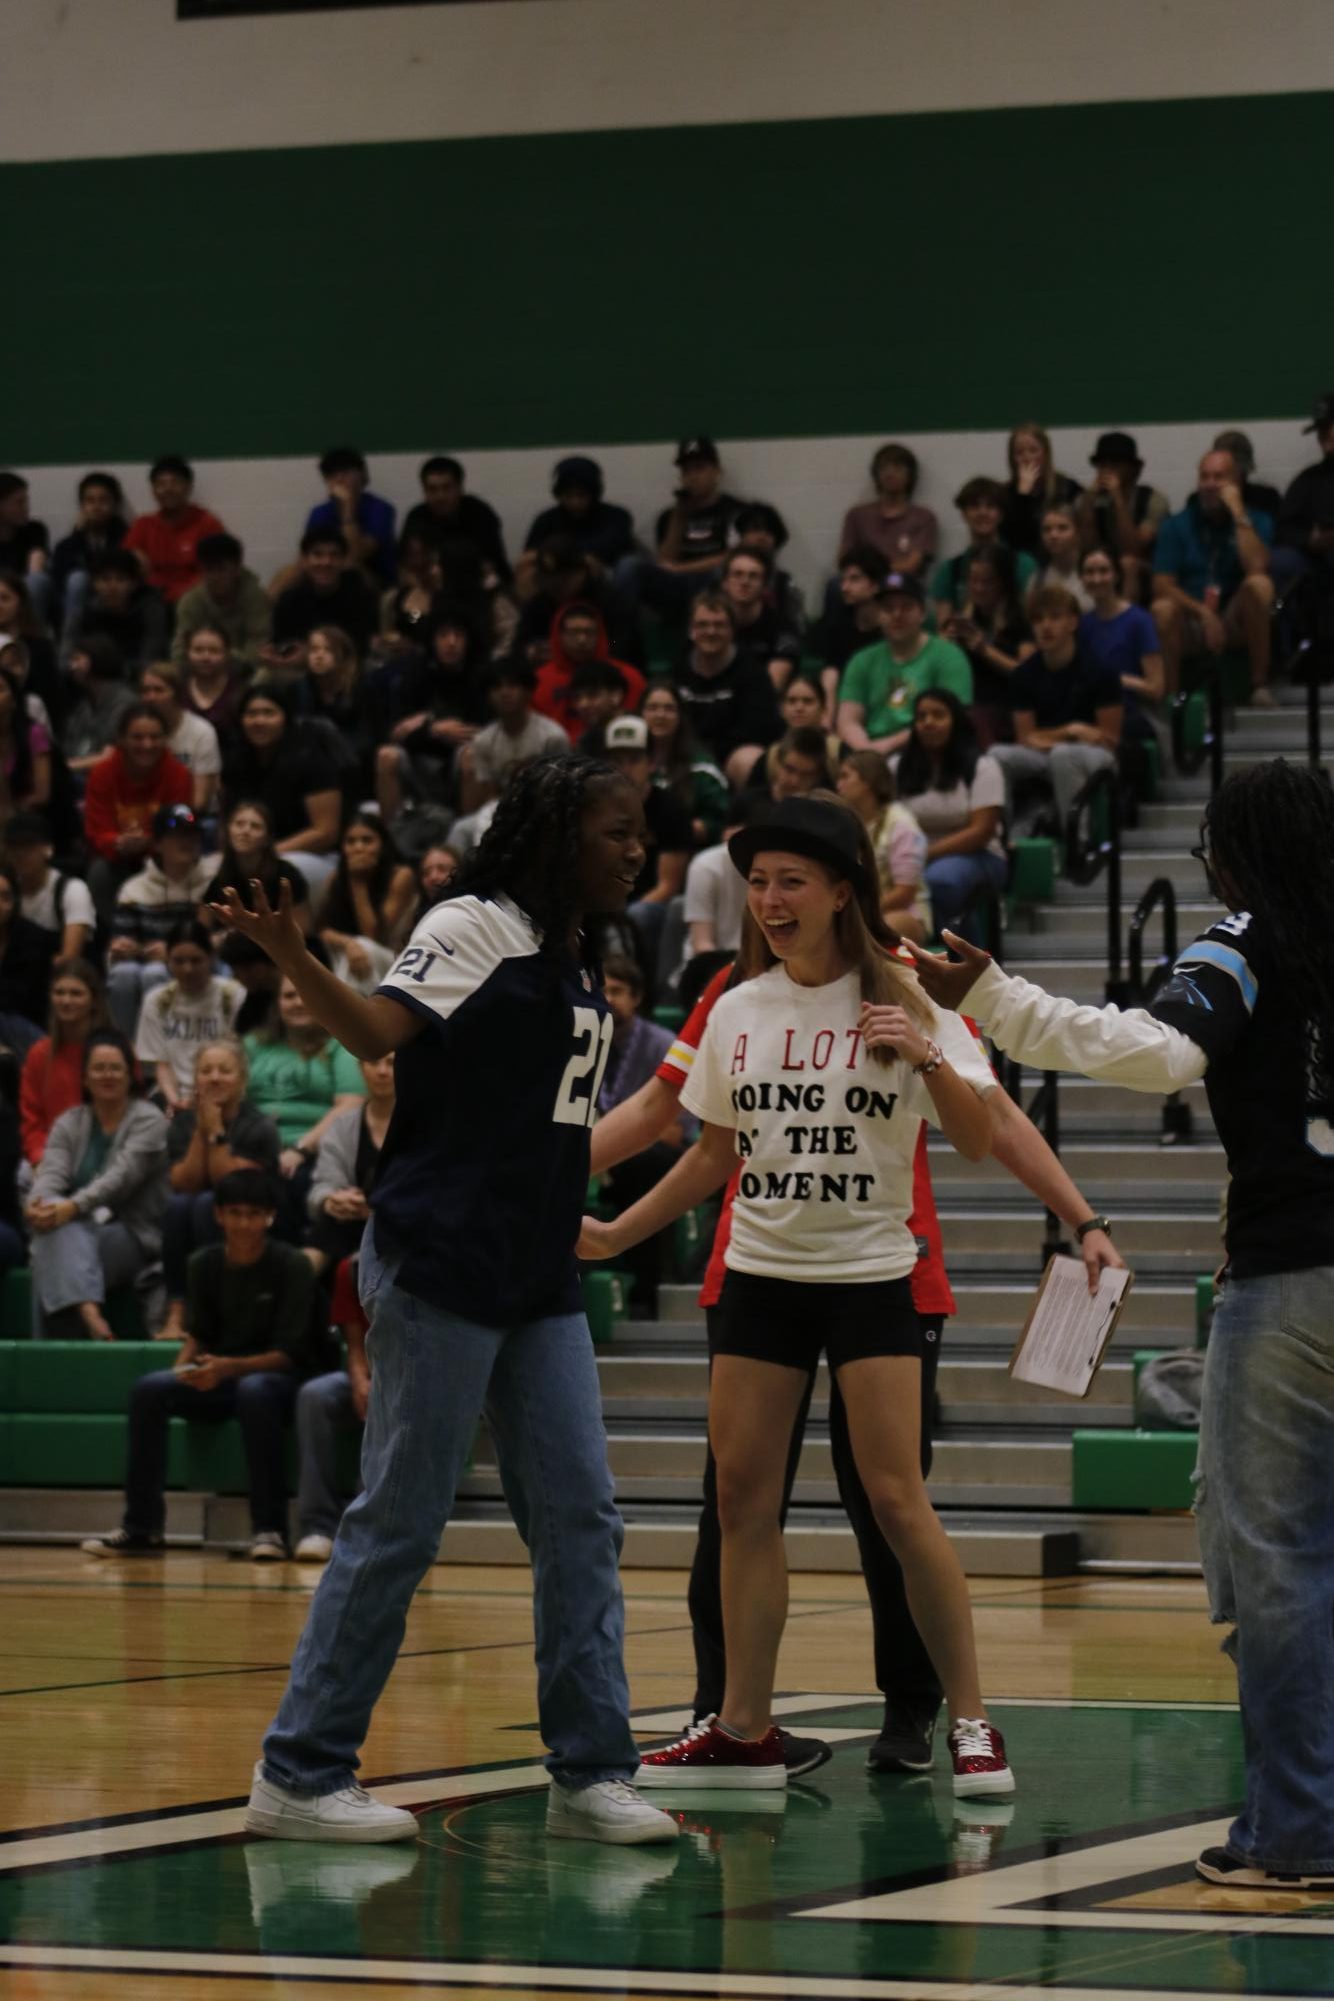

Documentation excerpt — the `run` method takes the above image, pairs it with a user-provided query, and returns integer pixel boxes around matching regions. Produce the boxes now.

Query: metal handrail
[1003,1058,1070,1262]
[1064,764,1126,1002]
[1170,657,1225,795]
[1127,875,1178,1004]
[1126,874,1195,1147]
[951,879,1004,966]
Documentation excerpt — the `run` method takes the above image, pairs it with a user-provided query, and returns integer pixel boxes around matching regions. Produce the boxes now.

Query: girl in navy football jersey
[213,753,679,1850]
[910,759,1334,1895]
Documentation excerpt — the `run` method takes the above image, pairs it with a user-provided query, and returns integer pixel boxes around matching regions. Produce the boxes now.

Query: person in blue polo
[1150,446,1275,704]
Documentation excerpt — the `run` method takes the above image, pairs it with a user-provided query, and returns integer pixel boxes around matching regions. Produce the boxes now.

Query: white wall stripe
[7,0,1334,162]
[17,415,1320,609]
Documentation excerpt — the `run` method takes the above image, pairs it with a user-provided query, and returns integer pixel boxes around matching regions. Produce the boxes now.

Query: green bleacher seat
[0,1270,149,1342]
[652,1004,685,1031]
[669,1205,708,1282]
[1071,1427,1198,1510]
[1139,732,1161,801]
[6,1340,163,1413]
[582,1269,626,1346]
[1195,1274,1216,1346]
[1007,837,1057,908]
[6,1413,130,1485]
[0,1267,33,1339]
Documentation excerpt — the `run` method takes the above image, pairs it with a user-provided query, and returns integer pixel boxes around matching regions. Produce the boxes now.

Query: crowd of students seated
[3,402,1332,1556]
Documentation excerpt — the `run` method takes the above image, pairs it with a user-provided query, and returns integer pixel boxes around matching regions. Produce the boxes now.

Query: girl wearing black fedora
[578,794,1015,1798]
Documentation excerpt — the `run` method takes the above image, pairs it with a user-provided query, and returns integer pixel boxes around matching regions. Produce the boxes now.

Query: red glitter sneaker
[949,1717,1015,1798]
[636,1715,788,1790]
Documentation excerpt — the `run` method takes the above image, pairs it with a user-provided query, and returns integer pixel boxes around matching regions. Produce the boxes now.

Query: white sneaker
[249,1532,287,1562]
[294,1533,334,1562]
[546,1778,680,1847]
[244,1763,418,1844]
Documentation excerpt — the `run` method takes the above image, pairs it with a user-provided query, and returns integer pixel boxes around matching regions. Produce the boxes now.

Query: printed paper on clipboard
[1009,1255,1134,1398]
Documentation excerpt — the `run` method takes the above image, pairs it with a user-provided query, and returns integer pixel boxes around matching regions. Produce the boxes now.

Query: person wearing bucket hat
[578,793,1015,1798]
[1076,432,1171,600]
[522,457,635,573]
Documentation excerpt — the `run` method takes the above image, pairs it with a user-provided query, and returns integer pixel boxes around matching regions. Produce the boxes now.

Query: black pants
[688,1308,945,1719]
[124,1367,297,1538]
[602,1141,681,1312]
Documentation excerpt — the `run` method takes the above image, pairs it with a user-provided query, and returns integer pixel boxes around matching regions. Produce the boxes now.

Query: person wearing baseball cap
[602,714,691,991]
[578,789,1014,1797]
[1078,431,1171,602]
[836,571,973,759]
[104,802,220,1038]
[613,436,744,621]
[520,456,635,574]
[1272,392,1334,609]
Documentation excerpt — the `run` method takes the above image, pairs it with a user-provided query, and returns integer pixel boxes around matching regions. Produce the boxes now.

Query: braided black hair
[1204,759,1334,1097]
[448,752,630,957]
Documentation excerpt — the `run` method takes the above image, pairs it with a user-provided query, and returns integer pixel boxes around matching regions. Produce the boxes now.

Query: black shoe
[778,1729,831,1778]
[867,1699,940,1773]
[80,1528,165,1557]
[1195,1845,1334,1892]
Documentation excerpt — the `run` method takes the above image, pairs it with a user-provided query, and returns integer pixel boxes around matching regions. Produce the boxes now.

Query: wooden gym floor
[2,1547,1332,2001]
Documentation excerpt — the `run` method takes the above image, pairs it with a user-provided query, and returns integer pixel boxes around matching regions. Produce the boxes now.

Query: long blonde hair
[735,790,932,1067]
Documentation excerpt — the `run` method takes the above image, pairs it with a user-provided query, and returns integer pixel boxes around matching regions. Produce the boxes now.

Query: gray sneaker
[249,1532,287,1562]
[244,1763,418,1843]
[546,1778,680,1846]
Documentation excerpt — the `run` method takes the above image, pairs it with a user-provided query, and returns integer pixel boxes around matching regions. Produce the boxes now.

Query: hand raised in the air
[902,931,993,1014]
[209,878,306,972]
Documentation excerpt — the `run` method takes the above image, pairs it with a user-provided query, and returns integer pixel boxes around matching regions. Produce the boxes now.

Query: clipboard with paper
[1009,1255,1134,1397]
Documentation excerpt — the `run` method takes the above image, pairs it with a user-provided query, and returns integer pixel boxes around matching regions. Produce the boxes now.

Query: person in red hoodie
[532,601,646,742]
[19,958,108,1179]
[84,703,193,918]
[123,456,225,606]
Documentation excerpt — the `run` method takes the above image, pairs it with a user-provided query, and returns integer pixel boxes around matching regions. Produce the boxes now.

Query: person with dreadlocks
[211,752,679,1851]
[579,795,1015,1796]
[907,758,1334,1894]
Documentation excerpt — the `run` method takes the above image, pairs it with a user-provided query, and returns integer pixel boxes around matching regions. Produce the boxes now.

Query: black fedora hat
[728,796,867,885]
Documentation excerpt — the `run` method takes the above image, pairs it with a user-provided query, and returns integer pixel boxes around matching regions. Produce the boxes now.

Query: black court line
[0,1597,852,1701]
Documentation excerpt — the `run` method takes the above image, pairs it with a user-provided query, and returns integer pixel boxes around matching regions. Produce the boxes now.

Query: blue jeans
[923,849,1008,944]
[261,1221,637,1795]
[1195,1265,1334,1873]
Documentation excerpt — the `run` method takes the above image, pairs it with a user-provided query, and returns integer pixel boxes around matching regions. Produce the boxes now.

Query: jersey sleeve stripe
[1174,940,1259,1012]
[664,1038,696,1075]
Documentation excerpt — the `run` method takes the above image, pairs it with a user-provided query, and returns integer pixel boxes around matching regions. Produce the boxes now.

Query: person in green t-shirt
[243,975,366,1165]
[836,572,973,756]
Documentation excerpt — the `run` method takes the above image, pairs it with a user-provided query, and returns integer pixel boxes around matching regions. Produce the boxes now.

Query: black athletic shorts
[714,1270,921,1373]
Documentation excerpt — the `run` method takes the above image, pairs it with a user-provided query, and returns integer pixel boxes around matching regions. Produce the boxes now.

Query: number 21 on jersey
[554,1006,614,1128]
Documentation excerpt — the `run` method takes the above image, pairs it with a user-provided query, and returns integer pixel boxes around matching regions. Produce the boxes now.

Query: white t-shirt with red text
[680,963,994,1284]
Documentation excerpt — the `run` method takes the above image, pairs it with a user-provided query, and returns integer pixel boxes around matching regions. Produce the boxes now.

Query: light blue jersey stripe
[1175,939,1259,1012]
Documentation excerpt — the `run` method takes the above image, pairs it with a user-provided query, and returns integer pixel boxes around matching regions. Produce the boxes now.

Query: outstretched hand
[209,879,306,971]
[902,931,993,1014]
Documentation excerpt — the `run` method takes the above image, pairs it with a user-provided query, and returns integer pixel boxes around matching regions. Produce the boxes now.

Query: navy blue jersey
[372,893,611,1327]
[1150,911,1334,1279]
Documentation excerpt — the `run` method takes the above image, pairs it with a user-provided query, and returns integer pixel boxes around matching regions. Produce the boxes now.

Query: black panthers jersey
[1152,912,1334,1278]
